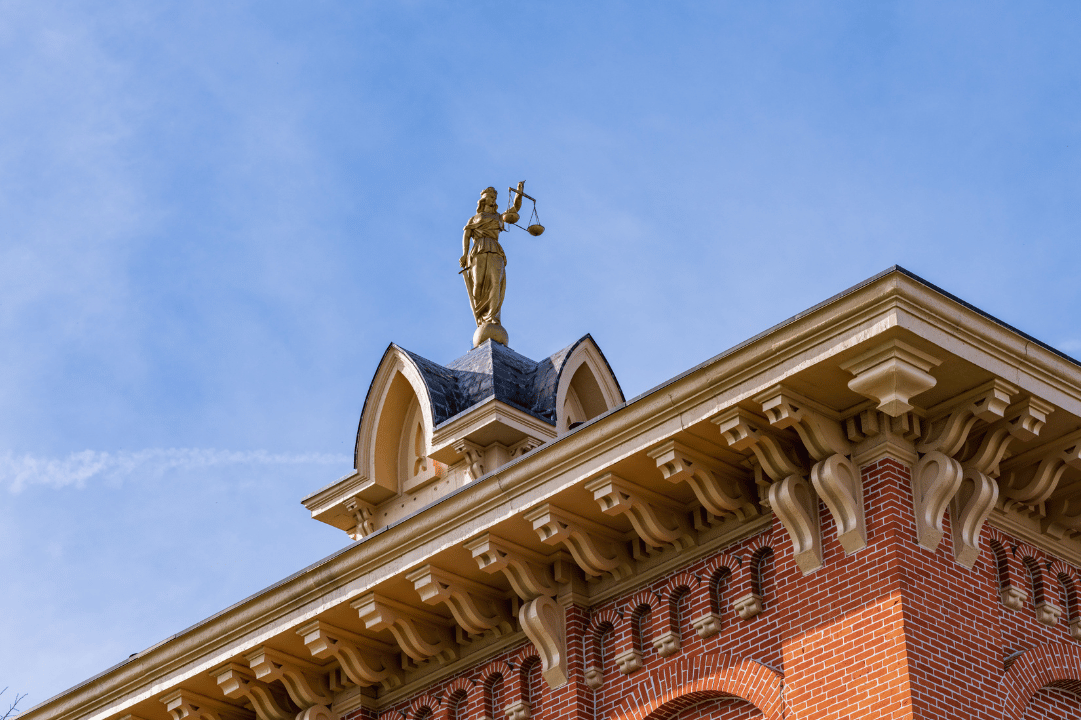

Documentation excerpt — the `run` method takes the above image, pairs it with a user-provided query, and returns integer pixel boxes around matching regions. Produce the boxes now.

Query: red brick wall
[1023,685,1081,719]
[351,457,1081,720]
[669,696,761,720]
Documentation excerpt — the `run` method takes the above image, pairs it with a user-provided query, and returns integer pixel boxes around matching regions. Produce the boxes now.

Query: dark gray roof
[360,335,622,434]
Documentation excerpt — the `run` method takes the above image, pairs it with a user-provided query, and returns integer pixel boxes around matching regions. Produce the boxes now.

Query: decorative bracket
[1002,426,1081,538]
[213,663,296,720]
[614,649,643,675]
[733,593,764,620]
[648,440,757,520]
[840,340,942,416]
[808,454,866,555]
[466,533,559,598]
[519,595,569,688]
[949,467,998,568]
[714,407,803,481]
[768,473,823,574]
[845,408,922,467]
[653,630,680,657]
[910,380,1016,555]
[1046,494,1081,539]
[524,504,632,580]
[511,437,545,459]
[343,497,375,540]
[584,473,694,550]
[757,386,848,460]
[1001,428,1081,506]
[918,380,1016,457]
[948,397,1053,566]
[757,386,866,555]
[454,439,485,482]
[1036,602,1063,627]
[353,593,457,664]
[714,407,822,573]
[407,564,513,636]
[162,690,253,720]
[912,451,964,553]
[959,398,1053,477]
[297,620,399,689]
[505,702,531,720]
[1000,583,1027,611]
[246,647,332,708]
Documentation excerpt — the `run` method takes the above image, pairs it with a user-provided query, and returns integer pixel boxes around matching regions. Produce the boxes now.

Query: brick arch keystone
[624,590,659,614]
[407,695,441,719]
[999,642,1081,719]
[435,678,474,720]
[661,571,700,597]
[609,652,783,720]
[743,529,779,557]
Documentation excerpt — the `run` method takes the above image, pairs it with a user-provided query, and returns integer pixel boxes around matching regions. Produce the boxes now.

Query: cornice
[25,267,1081,720]
[883,283,1081,415]
[430,397,557,454]
[988,508,1081,568]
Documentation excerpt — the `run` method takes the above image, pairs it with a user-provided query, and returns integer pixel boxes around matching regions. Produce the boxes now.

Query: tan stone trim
[25,269,1081,720]
[332,631,528,717]
[431,398,557,457]
[988,508,1081,568]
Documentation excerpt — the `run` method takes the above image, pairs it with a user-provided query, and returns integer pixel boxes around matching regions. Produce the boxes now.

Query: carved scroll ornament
[584,473,694,550]
[407,564,513,637]
[648,440,757,520]
[758,387,867,556]
[524,504,632,580]
[297,620,398,688]
[714,407,823,574]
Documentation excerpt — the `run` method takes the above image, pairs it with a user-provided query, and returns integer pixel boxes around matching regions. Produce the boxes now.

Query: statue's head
[477,187,498,213]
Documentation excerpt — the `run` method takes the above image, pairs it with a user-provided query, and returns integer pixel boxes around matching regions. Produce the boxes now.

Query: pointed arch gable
[354,344,438,500]
[611,653,783,720]
[554,336,624,434]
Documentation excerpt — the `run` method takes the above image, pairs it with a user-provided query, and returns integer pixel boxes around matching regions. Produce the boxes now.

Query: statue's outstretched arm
[511,181,525,212]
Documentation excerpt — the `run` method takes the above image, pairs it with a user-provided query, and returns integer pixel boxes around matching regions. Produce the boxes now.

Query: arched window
[631,602,653,654]
[751,547,774,600]
[398,395,435,492]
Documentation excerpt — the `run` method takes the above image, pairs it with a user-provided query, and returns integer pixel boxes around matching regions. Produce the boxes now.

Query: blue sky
[3,1,1080,707]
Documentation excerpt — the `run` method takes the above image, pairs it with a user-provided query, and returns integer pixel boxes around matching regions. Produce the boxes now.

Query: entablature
[27,267,1081,720]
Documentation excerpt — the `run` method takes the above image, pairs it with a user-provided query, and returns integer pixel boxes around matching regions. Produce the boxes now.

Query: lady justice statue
[459,181,527,348]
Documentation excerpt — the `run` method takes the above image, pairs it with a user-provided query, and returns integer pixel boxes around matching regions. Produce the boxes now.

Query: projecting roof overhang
[24,266,1081,720]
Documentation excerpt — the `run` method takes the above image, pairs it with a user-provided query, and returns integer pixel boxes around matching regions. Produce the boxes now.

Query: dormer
[302,335,623,540]
[554,336,624,433]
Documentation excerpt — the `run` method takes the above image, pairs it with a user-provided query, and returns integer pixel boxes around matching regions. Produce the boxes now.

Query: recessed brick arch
[610,653,783,720]
[1000,642,1081,719]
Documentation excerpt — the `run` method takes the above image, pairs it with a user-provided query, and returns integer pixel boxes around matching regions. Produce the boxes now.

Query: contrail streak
[0,448,348,493]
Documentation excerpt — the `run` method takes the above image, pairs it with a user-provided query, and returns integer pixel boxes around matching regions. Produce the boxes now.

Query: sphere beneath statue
[474,322,509,348]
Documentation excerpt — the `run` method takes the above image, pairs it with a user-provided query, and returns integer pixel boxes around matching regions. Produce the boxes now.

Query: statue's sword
[459,261,478,322]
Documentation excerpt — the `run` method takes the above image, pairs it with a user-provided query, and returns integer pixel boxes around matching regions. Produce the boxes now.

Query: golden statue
[460,182,526,347]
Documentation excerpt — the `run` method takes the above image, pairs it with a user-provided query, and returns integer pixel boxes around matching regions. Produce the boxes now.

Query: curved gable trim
[354,344,436,481]
[554,335,625,433]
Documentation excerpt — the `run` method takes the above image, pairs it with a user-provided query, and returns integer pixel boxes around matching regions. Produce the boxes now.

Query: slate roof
[366,335,621,430]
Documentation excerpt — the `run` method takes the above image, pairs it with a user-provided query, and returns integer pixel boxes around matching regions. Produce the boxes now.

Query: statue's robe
[464,212,507,327]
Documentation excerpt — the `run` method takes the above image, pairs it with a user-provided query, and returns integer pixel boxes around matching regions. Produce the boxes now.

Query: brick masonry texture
[346,456,1081,720]
[1024,684,1081,719]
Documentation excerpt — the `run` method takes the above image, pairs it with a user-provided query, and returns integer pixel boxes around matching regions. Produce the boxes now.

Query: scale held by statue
[458,181,545,348]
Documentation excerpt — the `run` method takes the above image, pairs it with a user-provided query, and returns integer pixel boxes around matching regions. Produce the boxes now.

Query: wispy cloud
[0,449,348,494]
